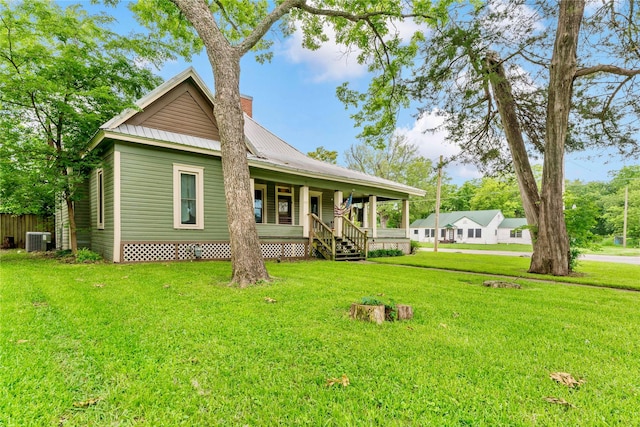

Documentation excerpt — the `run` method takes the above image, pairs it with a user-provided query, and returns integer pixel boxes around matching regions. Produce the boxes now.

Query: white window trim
[276,185,295,225]
[310,190,323,219]
[254,183,267,224]
[173,164,204,230]
[97,168,105,230]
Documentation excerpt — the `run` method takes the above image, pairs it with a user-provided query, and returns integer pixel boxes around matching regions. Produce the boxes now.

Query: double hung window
[173,164,204,229]
[254,184,267,223]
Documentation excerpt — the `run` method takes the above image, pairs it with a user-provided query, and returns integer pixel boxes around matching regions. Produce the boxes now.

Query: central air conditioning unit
[26,232,52,252]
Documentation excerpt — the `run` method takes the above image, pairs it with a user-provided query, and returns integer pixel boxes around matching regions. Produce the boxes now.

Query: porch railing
[310,213,335,260]
[342,215,368,258]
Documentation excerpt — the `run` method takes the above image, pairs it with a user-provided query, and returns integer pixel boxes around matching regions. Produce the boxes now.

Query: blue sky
[85,1,636,185]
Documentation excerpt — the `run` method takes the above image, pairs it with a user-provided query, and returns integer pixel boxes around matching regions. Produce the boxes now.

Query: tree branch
[171,0,231,56]
[296,3,428,23]
[575,65,640,77]
[237,0,304,55]
[602,75,633,116]
[211,0,242,35]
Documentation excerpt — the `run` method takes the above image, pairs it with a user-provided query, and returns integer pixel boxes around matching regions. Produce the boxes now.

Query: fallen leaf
[264,297,277,303]
[32,301,48,307]
[439,323,448,329]
[93,283,105,288]
[376,293,385,296]
[326,374,350,387]
[406,326,414,331]
[452,312,460,318]
[73,397,101,408]
[163,284,171,288]
[544,396,575,408]
[550,372,585,388]
[16,339,29,344]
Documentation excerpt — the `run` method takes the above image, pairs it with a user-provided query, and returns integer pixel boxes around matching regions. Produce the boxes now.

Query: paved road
[420,248,640,265]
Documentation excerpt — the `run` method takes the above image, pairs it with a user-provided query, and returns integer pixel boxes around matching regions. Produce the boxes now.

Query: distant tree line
[313,139,639,247]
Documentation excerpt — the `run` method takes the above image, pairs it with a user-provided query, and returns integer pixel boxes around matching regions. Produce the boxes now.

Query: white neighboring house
[410,210,532,245]
[496,218,532,245]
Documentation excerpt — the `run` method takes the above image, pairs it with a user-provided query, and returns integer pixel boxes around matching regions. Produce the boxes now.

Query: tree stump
[350,304,385,324]
[396,304,414,320]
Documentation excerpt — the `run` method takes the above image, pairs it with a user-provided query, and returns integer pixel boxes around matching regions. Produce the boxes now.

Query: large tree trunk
[213,53,270,286]
[529,0,585,275]
[171,0,269,286]
[484,52,540,236]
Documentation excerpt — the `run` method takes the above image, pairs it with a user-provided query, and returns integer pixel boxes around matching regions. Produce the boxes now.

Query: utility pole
[623,185,628,248]
[434,155,443,253]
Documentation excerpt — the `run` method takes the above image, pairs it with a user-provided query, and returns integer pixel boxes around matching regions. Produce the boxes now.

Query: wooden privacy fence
[0,214,55,249]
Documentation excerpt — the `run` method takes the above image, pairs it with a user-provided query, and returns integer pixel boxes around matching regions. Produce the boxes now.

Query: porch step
[334,237,365,261]
[311,238,366,261]
[335,253,366,261]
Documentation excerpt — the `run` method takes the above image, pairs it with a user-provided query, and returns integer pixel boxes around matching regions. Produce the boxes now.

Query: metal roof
[109,124,222,152]
[410,210,502,228]
[498,218,528,228]
[243,115,424,195]
[97,68,425,197]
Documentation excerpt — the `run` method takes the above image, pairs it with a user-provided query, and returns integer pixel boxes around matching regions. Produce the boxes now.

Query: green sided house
[56,68,425,262]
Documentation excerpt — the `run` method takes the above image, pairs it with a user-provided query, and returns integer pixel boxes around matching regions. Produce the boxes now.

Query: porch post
[401,199,410,238]
[300,185,309,238]
[334,190,343,238]
[362,201,369,228]
[250,179,255,205]
[369,195,377,238]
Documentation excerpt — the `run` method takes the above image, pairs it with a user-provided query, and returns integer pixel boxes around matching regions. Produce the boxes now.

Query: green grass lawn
[2,251,640,426]
[588,246,640,256]
[419,242,640,256]
[374,251,640,291]
[419,242,534,252]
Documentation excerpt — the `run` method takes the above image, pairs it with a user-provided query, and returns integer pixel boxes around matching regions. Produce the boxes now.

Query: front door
[278,195,292,225]
[310,196,319,217]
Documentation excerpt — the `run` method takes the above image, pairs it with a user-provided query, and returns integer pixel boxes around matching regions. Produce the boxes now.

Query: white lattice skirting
[369,241,411,254]
[121,241,309,263]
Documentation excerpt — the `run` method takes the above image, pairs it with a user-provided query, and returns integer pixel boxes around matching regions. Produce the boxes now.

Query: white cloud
[280,17,426,83]
[396,111,482,182]
[485,0,546,40]
[280,28,367,82]
[389,17,424,41]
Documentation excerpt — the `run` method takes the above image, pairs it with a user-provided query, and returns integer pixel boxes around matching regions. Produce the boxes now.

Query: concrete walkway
[420,248,640,265]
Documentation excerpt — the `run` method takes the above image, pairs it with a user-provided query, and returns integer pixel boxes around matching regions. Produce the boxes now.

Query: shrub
[568,246,582,272]
[368,249,404,258]
[410,240,420,254]
[76,248,102,263]
[55,249,73,258]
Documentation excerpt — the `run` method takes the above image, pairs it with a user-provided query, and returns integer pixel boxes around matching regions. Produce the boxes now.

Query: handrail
[310,213,335,260]
[342,215,368,258]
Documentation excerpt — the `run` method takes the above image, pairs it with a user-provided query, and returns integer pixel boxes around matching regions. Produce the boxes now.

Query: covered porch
[251,179,415,260]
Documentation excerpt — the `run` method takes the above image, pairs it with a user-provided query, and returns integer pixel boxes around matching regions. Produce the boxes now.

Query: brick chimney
[240,94,253,118]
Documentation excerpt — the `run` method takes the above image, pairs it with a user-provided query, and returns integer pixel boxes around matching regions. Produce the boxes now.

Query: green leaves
[0,0,168,214]
[307,146,338,164]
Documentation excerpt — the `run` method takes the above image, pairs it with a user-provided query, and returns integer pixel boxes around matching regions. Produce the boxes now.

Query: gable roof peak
[101,67,214,130]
